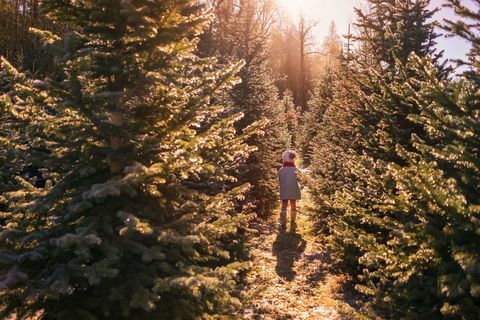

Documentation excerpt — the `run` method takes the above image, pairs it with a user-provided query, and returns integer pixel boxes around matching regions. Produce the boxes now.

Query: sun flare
[276,0,360,42]
[277,0,309,17]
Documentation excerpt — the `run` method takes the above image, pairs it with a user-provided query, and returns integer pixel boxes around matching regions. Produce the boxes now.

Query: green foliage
[0,0,61,74]
[0,0,260,318]
[298,69,336,165]
[339,52,480,318]
[394,57,480,318]
[200,0,290,216]
[308,0,480,318]
[280,89,299,148]
[354,0,441,72]
[307,60,366,235]
[240,72,290,215]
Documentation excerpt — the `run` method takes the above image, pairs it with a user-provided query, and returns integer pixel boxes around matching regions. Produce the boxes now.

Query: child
[278,150,301,230]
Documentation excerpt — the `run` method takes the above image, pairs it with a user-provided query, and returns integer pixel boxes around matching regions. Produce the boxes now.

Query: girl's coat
[279,166,301,200]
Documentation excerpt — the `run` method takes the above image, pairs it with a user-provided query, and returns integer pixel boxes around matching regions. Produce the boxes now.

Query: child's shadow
[272,228,307,281]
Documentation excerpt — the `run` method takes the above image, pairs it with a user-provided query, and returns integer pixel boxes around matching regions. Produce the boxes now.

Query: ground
[239,191,366,320]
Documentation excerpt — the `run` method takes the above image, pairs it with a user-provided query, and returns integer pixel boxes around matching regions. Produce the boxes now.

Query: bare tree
[297,14,317,111]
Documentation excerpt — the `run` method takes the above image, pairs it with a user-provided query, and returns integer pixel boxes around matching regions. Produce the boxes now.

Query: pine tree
[280,89,300,148]
[0,0,60,74]
[297,69,336,165]
[382,52,480,318]
[0,1,259,318]
[242,73,290,215]
[338,4,480,312]
[364,1,480,316]
[321,21,342,71]
[443,0,480,83]
[307,58,367,236]
[354,0,440,74]
[309,0,453,316]
[200,0,290,215]
[298,23,342,166]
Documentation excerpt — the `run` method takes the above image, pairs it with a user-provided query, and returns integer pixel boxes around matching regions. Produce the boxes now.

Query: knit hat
[282,150,296,163]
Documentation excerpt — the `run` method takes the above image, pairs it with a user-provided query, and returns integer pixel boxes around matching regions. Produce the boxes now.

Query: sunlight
[276,0,470,62]
[277,0,309,17]
[276,0,362,42]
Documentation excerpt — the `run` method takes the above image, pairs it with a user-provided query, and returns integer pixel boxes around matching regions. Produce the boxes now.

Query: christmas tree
[297,69,336,165]
[382,51,480,317]
[281,89,300,148]
[307,58,366,236]
[0,0,259,318]
[364,0,480,316]
[199,0,290,215]
[309,0,456,316]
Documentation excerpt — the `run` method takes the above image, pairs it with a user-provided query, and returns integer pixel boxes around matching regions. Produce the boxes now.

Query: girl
[278,150,301,230]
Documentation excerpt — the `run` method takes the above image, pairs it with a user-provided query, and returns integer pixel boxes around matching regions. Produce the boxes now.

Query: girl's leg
[290,200,297,224]
[280,200,288,227]
[290,200,296,212]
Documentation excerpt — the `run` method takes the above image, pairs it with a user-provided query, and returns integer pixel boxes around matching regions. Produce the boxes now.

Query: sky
[276,0,473,68]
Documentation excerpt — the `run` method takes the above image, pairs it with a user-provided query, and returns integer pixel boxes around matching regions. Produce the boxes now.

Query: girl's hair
[282,150,296,162]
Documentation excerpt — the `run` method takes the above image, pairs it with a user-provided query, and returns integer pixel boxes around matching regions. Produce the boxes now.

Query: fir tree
[320,21,342,71]
[309,0,480,317]
[354,0,441,74]
[281,89,300,148]
[200,0,290,215]
[0,0,259,318]
[297,69,336,165]
[309,0,452,316]
[340,12,480,313]
[0,0,59,73]
[307,58,367,236]
[383,52,480,318]
[359,1,480,316]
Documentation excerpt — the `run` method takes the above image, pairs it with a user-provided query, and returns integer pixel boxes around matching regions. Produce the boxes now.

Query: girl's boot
[290,210,297,231]
[280,209,287,230]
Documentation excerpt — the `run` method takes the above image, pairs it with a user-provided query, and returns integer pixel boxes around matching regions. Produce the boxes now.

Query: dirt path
[239,192,365,320]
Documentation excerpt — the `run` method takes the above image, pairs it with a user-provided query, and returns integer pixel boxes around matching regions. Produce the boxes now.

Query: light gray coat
[279,167,301,200]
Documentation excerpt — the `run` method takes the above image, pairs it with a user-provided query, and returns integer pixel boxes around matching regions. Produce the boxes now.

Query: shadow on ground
[272,227,307,281]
